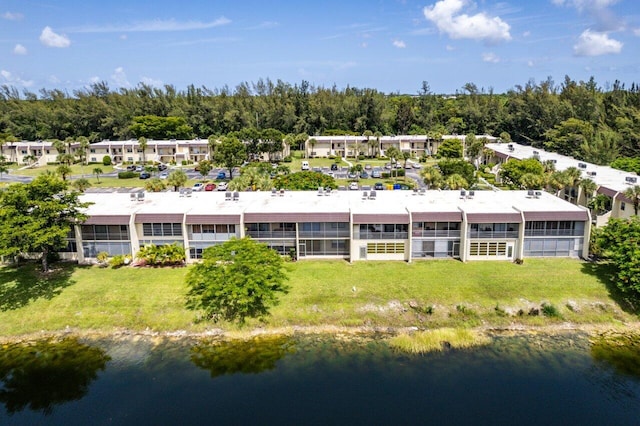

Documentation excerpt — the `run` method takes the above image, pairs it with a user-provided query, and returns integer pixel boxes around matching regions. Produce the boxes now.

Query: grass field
[0,258,636,337]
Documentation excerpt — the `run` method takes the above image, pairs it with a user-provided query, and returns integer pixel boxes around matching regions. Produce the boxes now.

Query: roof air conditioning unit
[587,171,596,176]
[532,150,539,155]
[534,191,543,198]
[578,162,587,169]
[625,176,638,184]
[527,190,534,198]
[460,189,466,198]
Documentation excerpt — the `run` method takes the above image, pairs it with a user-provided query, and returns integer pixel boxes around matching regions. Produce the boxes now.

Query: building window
[367,242,405,254]
[621,202,625,211]
[142,223,182,237]
[90,149,95,153]
[469,242,506,256]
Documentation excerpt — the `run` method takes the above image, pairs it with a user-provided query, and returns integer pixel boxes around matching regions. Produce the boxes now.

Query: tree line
[1,76,640,162]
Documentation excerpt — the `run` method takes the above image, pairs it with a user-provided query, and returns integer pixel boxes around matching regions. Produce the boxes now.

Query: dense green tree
[273,171,336,190]
[185,237,289,324]
[228,167,271,191]
[611,157,640,174]
[129,115,193,139]
[197,159,213,180]
[167,169,188,191]
[436,138,464,159]
[437,159,477,187]
[71,178,91,192]
[212,136,246,179]
[0,175,89,272]
[498,158,544,189]
[595,217,640,298]
[145,177,166,192]
[445,173,468,190]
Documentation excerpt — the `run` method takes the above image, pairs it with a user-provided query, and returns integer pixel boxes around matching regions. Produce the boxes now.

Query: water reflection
[190,335,295,377]
[0,337,110,415]
[591,332,640,378]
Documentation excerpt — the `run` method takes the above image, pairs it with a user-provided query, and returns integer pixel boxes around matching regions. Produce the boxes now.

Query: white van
[301,161,310,170]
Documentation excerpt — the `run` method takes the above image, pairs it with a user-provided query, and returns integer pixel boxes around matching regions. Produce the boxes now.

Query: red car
[204,183,217,191]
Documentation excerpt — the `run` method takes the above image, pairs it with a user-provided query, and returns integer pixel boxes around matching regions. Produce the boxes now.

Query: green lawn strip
[0,259,633,337]
[10,164,116,177]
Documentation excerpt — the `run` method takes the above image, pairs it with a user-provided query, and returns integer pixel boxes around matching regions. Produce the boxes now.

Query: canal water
[1,332,639,425]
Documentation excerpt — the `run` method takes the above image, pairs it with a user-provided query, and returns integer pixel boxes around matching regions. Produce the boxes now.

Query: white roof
[80,188,585,218]
[486,142,638,195]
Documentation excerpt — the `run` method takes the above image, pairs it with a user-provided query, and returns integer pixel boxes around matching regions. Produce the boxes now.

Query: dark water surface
[1,332,639,425]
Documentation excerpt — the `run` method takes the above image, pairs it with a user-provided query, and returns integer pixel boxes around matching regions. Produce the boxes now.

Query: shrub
[118,171,139,179]
[541,303,562,318]
[102,156,112,166]
[136,243,185,267]
[283,156,292,163]
[358,155,365,161]
[388,329,490,354]
[108,254,131,268]
[96,251,109,266]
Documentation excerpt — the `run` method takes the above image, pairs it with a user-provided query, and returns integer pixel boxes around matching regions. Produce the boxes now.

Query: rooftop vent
[460,189,466,198]
[468,190,475,199]
[586,171,597,177]
[578,162,587,169]
[534,191,543,199]
[527,189,534,198]
[532,150,539,155]
[508,144,514,151]
[625,176,638,184]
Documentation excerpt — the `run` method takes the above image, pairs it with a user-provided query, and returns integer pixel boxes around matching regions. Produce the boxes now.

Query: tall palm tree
[363,130,373,157]
[308,138,317,159]
[77,136,90,166]
[93,167,103,183]
[374,131,382,158]
[579,178,598,205]
[623,185,640,216]
[138,137,148,165]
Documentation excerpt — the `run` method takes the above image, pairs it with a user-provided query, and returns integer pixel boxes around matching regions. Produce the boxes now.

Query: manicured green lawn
[0,259,634,337]
[10,164,116,177]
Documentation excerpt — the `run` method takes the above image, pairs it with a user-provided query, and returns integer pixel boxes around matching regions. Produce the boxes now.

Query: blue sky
[2,0,639,94]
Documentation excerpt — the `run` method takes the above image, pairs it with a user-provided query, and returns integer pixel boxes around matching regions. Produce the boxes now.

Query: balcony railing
[246,231,297,239]
[468,230,519,239]
[355,231,409,240]
[412,230,461,238]
[524,229,583,237]
[298,230,351,238]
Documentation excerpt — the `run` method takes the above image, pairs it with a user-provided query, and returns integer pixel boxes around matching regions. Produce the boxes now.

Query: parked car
[348,172,357,179]
[159,171,169,179]
[330,163,338,171]
[371,168,382,178]
[364,164,372,170]
[126,165,136,171]
[360,171,369,179]
[204,183,216,191]
[374,182,385,190]
[139,171,151,179]
[217,171,227,180]
[405,163,413,169]
[412,163,422,169]
[217,182,228,191]
[135,165,144,172]
[349,182,358,190]
[158,163,168,171]
[193,183,204,191]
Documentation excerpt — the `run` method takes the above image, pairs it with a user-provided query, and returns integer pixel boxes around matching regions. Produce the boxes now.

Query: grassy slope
[0,259,635,336]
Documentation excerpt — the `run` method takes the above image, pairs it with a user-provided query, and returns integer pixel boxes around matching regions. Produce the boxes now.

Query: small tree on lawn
[595,217,640,299]
[72,178,92,192]
[185,238,289,324]
[167,169,188,192]
[93,167,103,183]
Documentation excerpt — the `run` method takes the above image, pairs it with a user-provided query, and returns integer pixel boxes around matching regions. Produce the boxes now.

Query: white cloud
[2,11,23,20]
[48,75,60,84]
[13,44,27,55]
[246,21,279,30]
[423,0,511,44]
[527,60,535,67]
[111,67,130,88]
[141,76,163,87]
[70,17,231,33]
[0,69,33,87]
[89,76,101,84]
[39,26,71,48]
[552,0,618,11]
[393,39,406,48]
[573,29,622,55]
[482,52,500,63]
[446,44,456,50]
[361,42,368,48]
[634,28,640,36]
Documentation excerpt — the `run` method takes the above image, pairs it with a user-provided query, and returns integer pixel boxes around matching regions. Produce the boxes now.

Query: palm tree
[579,178,598,205]
[167,169,188,192]
[363,130,373,157]
[420,166,443,189]
[374,131,382,158]
[445,173,468,190]
[57,164,71,181]
[0,155,8,180]
[623,185,640,216]
[308,138,317,159]
[72,178,91,192]
[207,135,219,160]
[520,172,545,190]
[76,136,90,166]
[93,167,103,183]
[138,137,148,165]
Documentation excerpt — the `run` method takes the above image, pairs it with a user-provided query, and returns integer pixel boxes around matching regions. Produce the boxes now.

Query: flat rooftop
[486,142,638,195]
[81,189,587,219]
